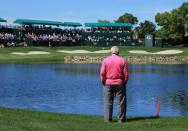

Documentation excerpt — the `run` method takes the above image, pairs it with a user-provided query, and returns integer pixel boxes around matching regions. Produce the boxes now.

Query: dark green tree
[115,13,138,25]
[179,2,188,37]
[135,20,156,40]
[97,19,110,23]
[155,2,188,43]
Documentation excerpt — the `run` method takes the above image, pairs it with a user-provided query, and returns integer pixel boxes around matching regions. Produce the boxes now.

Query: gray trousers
[103,85,126,122]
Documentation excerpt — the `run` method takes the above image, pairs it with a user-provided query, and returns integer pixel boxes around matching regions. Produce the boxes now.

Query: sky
[0,0,187,25]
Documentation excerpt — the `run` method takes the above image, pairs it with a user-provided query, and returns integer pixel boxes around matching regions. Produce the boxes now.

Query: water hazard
[0,64,188,116]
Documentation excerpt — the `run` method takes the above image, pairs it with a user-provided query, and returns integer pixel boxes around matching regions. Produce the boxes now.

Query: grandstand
[0,18,137,47]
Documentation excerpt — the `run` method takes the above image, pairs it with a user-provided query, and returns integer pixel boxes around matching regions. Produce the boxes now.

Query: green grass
[0,107,188,131]
[0,46,188,64]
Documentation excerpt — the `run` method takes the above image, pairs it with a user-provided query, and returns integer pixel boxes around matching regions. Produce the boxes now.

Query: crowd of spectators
[24,27,82,46]
[83,28,133,46]
[0,25,134,48]
[84,34,132,44]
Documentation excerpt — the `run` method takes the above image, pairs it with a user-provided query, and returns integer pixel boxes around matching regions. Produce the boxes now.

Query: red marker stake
[156,100,161,117]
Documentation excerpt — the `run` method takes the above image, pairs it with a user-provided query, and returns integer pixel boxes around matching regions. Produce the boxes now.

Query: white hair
[110,46,119,55]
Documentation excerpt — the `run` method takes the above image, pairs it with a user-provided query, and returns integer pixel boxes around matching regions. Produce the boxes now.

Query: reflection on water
[54,64,100,76]
[0,64,188,116]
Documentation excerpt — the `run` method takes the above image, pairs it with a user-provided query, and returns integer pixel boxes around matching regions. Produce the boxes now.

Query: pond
[0,64,188,116]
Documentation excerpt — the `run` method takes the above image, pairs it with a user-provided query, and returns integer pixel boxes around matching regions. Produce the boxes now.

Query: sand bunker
[11,51,50,55]
[57,50,110,54]
[128,50,183,55]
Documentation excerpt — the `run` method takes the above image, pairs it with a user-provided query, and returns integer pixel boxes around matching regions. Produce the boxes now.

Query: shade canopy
[14,19,64,26]
[64,22,82,27]
[85,23,132,27]
[0,18,7,22]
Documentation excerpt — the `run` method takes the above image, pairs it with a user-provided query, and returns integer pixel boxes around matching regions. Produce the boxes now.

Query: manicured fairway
[0,108,188,131]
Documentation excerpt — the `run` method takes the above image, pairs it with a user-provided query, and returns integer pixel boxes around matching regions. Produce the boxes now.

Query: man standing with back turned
[100,46,128,123]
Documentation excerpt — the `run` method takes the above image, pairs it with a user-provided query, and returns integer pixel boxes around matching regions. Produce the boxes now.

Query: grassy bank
[0,107,188,131]
[0,46,188,64]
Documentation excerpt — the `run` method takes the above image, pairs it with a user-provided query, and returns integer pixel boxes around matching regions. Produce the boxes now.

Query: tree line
[98,2,188,46]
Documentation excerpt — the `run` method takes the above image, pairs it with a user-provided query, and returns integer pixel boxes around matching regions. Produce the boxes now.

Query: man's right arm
[100,61,106,85]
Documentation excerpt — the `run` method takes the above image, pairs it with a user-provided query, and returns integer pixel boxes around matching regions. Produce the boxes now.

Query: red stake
[156,100,161,117]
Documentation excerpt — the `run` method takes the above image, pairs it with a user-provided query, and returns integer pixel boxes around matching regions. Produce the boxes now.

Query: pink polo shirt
[100,54,128,85]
